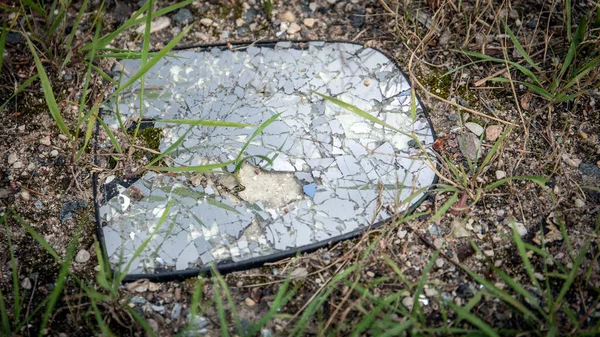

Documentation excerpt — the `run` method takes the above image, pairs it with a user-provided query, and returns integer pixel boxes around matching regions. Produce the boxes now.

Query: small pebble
[171,303,182,319]
[50,150,59,157]
[13,161,23,169]
[20,190,31,201]
[280,10,296,23]
[485,125,503,141]
[130,296,147,305]
[433,238,443,249]
[75,249,91,263]
[172,8,194,25]
[513,222,527,237]
[58,134,68,141]
[188,314,209,329]
[152,305,166,314]
[401,296,414,308]
[148,282,160,292]
[574,199,585,208]
[8,153,18,165]
[397,229,407,239]
[495,170,506,179]
[435,258,444,268]
[483,250,494,257]
[303,18,315,28]
[366,271,375,277]
[236,281,244,288]
[465,122,484,136]
[135,17,171,34]
[287,22,301,34]
[21,277,32,289]
[261,328,273,337]
[446,114,459,121]
[424,288,438,297]
[245,298,256,307]
[200,18,213,26]
[147,318,159,333]
[40,136,51,146]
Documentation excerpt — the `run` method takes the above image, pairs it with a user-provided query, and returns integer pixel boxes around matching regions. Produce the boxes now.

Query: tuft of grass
[452,9,599,103]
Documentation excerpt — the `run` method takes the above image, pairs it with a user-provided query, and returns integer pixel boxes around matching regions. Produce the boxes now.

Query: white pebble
[75,249,91,263]
[8,153,18,165]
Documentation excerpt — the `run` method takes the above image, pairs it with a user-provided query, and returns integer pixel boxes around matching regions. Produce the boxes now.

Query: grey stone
[172,8,194,25]
[351,7,365,28]
[171,303,182,319]
[130,296,147,305]
[6,32,21,45]
[60,200,87,222]
[457,133,482,161]
[245,8,259,24]
[580,163,600,177]
[446,114,459,121]
[152,305,166,314]
[236,27,250,36]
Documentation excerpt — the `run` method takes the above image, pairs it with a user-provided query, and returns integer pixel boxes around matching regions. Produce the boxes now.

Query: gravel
[60,200,87,222]
[579,163,600,177]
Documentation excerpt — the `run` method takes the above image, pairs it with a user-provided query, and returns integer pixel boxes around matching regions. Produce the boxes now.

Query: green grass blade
[155,119,253,128]
[146,125,191,167]
[92,65,117,84]
[75,17,101,162]
[14,214,61,261]
[456,50,543,85]
[504,23,541,72]
[20,0,45,16]
[148,160,235,173]
[4,216,21,327]
[234,112,282,172]
[119,202,173,280]
[510,220,542,290]
[292,266,359,337]
[0,214,13,335]
[23,34,71,138]
[245,277,296,336]
[379,320,413,337]
[489,77,553,99]
[552,241,589,314]
[412,251,439,320]
[97,117,123,153]
[61,0,89,69]
[83,0,193,52]
[90,299,116,336]
[128,306,157,337]
[38,227,80,337]
[431,192,458,222]
[115,24,193,96]
[212,275,229,337]
[0,24,7,75]
[485,175,549,191]
[447,297,499,337]
[493,268,547,319]
[211,266,241,335]
[311,90,411,137]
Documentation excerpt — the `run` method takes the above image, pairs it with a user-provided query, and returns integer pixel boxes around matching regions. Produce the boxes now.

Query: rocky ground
[1,0,599,336]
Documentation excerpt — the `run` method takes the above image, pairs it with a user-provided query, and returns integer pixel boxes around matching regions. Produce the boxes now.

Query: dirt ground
[1,0,599,336]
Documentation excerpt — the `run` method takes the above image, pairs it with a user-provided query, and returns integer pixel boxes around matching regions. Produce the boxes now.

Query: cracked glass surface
[97,42,436,275]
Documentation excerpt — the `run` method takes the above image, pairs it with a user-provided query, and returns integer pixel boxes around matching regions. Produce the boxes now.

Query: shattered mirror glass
[96,41,436,278]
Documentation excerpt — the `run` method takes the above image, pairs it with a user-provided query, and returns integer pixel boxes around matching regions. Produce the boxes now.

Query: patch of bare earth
[1,0,599,336]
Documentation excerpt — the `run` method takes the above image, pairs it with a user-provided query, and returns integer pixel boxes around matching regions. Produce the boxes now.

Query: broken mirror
[95,41,436,279]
